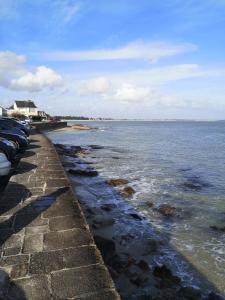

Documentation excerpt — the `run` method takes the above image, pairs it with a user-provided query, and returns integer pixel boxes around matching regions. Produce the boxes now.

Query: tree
[11,112,26,120]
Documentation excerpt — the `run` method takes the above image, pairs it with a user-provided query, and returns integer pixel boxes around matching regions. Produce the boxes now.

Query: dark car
[1,118,30,136]
[0,137,17,162]
[0,131,28,150]
[0,120,28,138]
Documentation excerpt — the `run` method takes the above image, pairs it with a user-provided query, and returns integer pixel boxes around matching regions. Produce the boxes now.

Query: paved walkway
[0,133,120,300]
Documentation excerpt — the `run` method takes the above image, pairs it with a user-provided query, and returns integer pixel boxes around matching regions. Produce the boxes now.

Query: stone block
[30,245,101,274]
[8,275,51,300]
[51,265,114,298]
[49,215,85,231]
[23,234,43,253]
[43,228,92,250]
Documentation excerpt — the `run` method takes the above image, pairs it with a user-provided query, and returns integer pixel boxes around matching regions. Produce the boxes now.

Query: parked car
[0,132,29,150]
[0,151,11,176]
[0,118,30,136]
[0,120,28,138]
[0,137,17,162]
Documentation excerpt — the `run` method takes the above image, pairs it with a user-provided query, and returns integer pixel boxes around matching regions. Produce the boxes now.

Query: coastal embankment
[0,127,120,299]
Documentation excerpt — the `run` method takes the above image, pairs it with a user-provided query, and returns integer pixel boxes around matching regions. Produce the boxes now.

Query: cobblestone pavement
[0,133,120,300]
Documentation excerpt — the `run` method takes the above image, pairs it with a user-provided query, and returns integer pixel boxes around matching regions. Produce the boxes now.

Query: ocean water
[48,120,225,295]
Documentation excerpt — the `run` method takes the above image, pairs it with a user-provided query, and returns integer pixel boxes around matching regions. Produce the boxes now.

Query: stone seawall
[31,121,68,131]
[0,131,120,299]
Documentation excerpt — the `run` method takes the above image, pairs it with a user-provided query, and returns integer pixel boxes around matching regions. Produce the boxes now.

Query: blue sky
[0,0,225,119]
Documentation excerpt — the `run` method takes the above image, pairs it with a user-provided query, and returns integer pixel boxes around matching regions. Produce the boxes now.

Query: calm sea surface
[48,121,225,294]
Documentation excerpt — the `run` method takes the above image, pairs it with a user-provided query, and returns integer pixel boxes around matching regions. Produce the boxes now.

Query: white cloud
[54,0,80,24]
[76,63,225,109]
[39,40,197,62]
[113,83,153,102]
[0,51,63,92]
[78,77,110,95]
[10,66,63,92]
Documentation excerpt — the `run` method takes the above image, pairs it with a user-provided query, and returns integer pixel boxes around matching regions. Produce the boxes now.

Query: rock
[119,234,135,245]
[210,225,225,232]
[129,213,142,221]
[109,253,135,273]
[72,124,92,130]
[92,216,115,229]
[108,178,129,186]
[207,292,225,300]
[107,266,119,279]
[68,168,98,177]
[137,260,150,271]
[89,145,104,150]
[112,156,120,159]
[142,239,159,254]
[101,204,117,211]
[146,201,154,208]
[127,267,148,286]
[178,286,202,300]
[76,149,89,156]
[153,265,181,288]
[120,186,136,197]
[158,205,176,217]
[94,235,116,257]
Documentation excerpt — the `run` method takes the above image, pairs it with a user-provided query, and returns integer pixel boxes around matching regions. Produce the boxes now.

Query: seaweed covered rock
[158,205,176,217]
[120,186,136,197]
[68,168,98,177]
[153,265,181,288]
[108,178,129,186]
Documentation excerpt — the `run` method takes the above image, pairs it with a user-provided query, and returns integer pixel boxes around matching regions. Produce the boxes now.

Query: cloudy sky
[0,0,225,119]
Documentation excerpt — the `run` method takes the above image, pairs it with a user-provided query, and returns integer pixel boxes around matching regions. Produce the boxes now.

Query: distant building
[38,111,49,120]
[8,100,38,117]
[0,106,7,117]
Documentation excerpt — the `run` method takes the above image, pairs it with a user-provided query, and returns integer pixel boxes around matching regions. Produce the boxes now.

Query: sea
[47,120,225,296]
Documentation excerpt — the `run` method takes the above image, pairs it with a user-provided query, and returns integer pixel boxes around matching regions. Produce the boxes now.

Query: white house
[8,100,38,117]
[0,106,7,117]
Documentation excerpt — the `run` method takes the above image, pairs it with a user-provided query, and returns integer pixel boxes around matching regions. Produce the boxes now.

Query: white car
[0,151,11,176]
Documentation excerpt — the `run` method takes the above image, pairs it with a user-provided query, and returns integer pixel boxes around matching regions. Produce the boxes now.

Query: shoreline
[53,142,225,300]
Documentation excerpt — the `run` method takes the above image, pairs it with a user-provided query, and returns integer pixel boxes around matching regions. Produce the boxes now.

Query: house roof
[15,100,37,108]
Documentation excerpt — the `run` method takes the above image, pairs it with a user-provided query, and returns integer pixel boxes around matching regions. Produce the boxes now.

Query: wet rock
[180,176,211,191]
[68,168,98,177]
[129,213,142,221]
[146,201,154,208]
[179,167,192,172]
[92,216,115,229]
[207,291,225,300]
[76,149,89,156]
[119,234,135,245]
[112,156,120,159]
[142,239,159,254]
[101,204,117,212]
[158,205,176,217]
[210,225,225,232]
[94,235,116,257]
[108,178,129,186]
[120,186,136,197]
[137,260,150,271]
[127,267,148,286]
[72,124,92,130]
[107,265,119,279]
[62,161,75,168]
[178,286,201,300]
[109,253,135,273]
[89,145,104,150]
[153,265,181,288]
